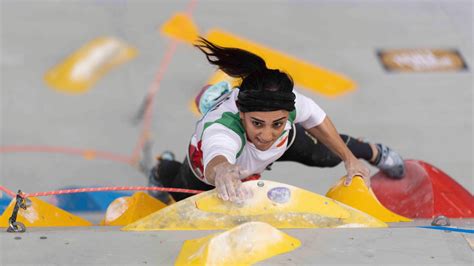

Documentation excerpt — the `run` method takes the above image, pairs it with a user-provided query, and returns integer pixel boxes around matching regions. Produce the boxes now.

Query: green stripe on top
[289,110,296,123]
[278,110,296,138]
[202,112,246,157]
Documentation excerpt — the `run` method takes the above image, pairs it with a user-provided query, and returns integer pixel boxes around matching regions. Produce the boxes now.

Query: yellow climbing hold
[160,12,199,43]
[0,197,92,227]
[326,176,412,223]
[175,221,300,266]
[44,37,137,94]
[196,184,349,218]
[122,180,386,231]
[101,192,167,226]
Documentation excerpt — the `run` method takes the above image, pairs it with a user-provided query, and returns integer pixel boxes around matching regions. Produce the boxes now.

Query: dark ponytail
[194,37,267,78]
[195,37,295,112]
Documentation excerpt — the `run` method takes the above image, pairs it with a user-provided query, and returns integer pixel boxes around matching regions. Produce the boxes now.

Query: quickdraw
[7,190,27,233]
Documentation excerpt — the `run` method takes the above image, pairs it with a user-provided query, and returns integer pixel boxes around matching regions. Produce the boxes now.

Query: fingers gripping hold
[214,163,252,202]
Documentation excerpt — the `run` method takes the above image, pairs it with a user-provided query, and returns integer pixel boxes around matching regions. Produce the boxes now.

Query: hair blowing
[194,37,294,95]
[194,37,295,112]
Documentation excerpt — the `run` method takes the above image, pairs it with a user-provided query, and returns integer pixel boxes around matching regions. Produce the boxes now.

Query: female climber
[149,37,405,203]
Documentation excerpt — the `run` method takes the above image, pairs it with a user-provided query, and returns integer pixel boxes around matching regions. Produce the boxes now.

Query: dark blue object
[417,226,474,234]
[48,187,133,212]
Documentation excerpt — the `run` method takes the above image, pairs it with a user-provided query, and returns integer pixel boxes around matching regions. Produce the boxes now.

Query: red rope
[19,186,203,198]
[131,0,198,160]
[0,186,17,198]
[185,0,198,15]
[131,40,179,160]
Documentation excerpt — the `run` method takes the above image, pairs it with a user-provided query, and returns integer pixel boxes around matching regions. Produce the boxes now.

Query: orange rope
[0,186,17,198]
[0,145,133,164]
[130,40,179,160]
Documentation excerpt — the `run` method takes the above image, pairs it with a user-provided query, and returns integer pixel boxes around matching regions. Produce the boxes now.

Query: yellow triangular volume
[101,192,167,226]
[123,180,387,231]
[175,222,300,266]
[160,12,199,43]
[326,176,412,222]
[0,197,92,227]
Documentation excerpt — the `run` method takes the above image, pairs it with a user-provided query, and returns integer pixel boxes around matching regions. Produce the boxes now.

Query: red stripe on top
[276,136,288,148]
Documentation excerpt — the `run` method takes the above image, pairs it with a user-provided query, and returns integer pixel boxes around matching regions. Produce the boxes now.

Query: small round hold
[257,181,264,187]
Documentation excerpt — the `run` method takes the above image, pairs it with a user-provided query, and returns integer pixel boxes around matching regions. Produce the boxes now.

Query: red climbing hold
[371,160,474,218]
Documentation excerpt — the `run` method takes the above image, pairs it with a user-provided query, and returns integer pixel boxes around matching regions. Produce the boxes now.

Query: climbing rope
[0,186,17,198]
[1,185,202,199]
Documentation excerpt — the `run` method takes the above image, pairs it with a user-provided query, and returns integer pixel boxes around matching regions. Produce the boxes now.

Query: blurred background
[1,0,472,202]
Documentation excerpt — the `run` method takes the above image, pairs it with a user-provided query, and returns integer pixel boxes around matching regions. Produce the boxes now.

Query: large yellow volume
[101,192,167,226]
[175,222,301,266]
[326,176,412,223]
[44,37,137,94]
[0,197,91,227]
[122,180,386,231]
